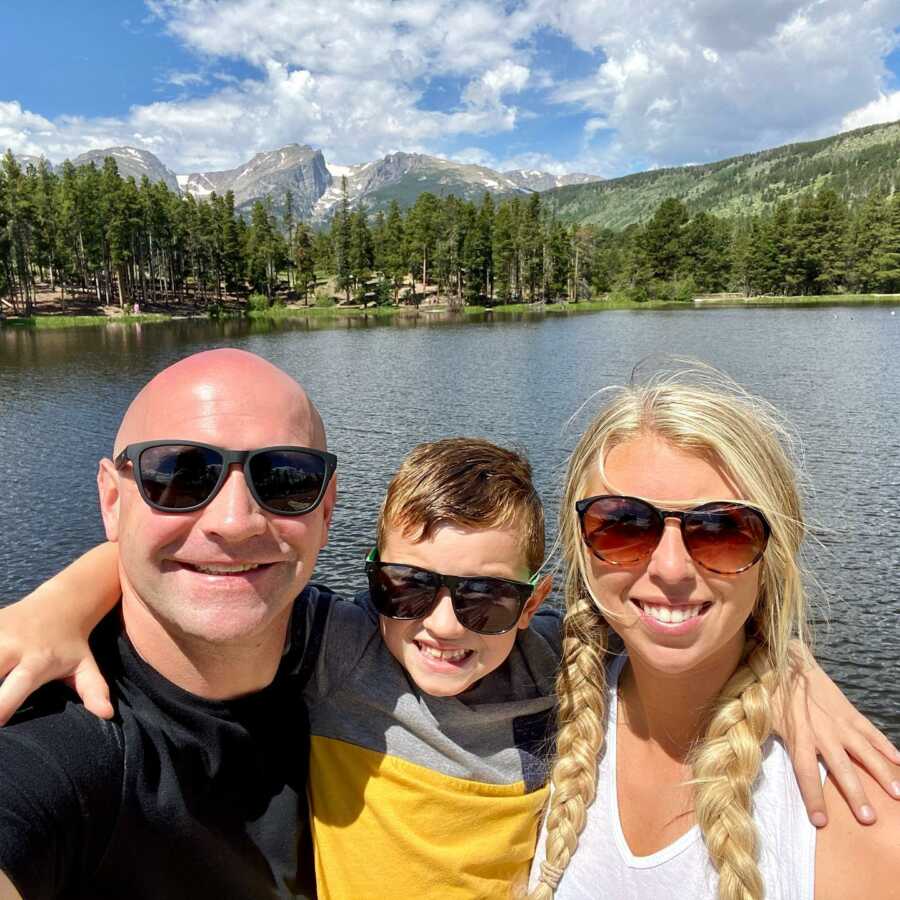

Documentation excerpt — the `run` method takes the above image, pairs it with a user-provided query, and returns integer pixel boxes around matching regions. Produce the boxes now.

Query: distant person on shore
[529,371,900,899]
[0,354,897,899]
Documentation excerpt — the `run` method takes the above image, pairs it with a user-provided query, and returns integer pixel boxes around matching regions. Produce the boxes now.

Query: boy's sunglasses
[365,550,538,635]
[115,440,337,516]
[576,494,770,575]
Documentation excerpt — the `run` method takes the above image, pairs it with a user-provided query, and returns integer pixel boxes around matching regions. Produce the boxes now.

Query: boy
[303,438,557,897]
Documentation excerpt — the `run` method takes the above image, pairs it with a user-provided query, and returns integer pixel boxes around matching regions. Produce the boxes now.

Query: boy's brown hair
[376,437,545,573]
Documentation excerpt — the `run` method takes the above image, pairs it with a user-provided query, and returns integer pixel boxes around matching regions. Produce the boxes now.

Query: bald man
[0,350,336,899]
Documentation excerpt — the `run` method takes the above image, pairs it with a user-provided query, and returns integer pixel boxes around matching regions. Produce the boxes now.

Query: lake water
[1,306,898,741]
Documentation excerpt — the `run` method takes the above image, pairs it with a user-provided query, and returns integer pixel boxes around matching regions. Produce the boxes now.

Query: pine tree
[406,192,440,305]
[349,204,374,301]
[382,200,407,303]
[641,197,688,284]
[292,221,317,304]
[332,177,352,303]
[846,192,887,292]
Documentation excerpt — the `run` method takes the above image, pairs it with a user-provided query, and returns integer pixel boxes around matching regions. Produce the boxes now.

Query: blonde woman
[530,372,899,900]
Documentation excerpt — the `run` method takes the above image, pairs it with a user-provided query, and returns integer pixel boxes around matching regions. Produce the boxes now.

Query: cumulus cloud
[4,0,900,176]
[842,90,900,130]
[543,0,900,170]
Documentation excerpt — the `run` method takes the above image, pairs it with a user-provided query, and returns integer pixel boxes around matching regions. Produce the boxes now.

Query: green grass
[7,313,173,329]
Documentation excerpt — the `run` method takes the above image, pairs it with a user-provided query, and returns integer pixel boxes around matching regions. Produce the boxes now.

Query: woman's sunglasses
[115,440,337,515]
[365,550,538,635]
[575,494,770,575]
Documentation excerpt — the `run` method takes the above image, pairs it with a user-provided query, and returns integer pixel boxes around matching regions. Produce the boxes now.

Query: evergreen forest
[3,149,900,318]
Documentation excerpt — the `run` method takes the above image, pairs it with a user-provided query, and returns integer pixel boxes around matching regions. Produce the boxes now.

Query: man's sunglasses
[365,550,538,635]
[575,494,770,575]
[115,441,337,516]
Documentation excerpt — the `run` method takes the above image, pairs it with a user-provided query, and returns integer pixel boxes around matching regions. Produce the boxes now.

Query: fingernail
[810,811,827,828]
[859,805,875,822]
[890,781,900,799]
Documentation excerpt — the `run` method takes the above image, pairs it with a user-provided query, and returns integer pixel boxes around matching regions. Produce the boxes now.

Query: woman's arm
[0,543,121,724]
[814,760,900,900]
[773,641,900,827]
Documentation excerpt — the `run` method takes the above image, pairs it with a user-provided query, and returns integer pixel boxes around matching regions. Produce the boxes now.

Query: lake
[1,305,898,741]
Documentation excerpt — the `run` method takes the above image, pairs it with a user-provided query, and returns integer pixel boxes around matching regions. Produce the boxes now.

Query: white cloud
[461,61,530,106]
[4,0,900,179]
[542,0,900,168]
[842,90,900,130]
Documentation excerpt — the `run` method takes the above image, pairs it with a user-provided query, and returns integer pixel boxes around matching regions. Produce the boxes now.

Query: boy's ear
[518,575,553,628]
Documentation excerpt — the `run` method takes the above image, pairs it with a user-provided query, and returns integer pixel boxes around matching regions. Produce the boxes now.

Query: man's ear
[97,459,121,542]
[317,474,337,550]
[518,574,553,628]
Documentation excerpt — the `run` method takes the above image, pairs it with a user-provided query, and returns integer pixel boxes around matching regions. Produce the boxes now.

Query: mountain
[69,147,180,193]
[541,120,900,228]
[502,169,601,192]
[179,144,331,217]
[11,153,49,171]
[313,152,534,219]
[13,140,600,221]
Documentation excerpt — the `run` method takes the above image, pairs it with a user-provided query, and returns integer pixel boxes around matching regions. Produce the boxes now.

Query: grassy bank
[5,313,174,329]
[6,292,898,329]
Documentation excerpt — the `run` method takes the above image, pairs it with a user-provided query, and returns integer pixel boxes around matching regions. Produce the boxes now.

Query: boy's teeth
[418,643,471,662]
[641,603,704,624]
[193,563,261,574]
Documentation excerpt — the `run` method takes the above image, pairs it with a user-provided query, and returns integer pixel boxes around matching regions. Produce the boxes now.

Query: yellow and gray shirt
[296,586,561,900]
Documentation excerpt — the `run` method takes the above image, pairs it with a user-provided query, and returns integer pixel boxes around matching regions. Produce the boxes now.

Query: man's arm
[0,698,122,898]
[815,760,900,899]
[0,870,22,900]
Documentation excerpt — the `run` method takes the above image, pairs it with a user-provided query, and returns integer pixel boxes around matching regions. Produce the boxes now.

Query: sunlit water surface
[1,306,897,740]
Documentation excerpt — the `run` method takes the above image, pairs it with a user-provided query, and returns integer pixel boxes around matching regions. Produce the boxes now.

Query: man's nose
[198,464,268,541]
[646,519,696,583]
[421,591,468,638]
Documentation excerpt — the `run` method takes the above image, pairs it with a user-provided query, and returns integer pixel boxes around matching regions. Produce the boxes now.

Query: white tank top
[531,655,819,899]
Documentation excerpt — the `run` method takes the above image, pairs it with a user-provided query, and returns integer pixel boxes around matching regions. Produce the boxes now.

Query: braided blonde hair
[532,367,807,900]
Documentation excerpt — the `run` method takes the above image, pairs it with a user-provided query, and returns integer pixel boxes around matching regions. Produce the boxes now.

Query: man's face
[98,355,334,649]
[378,522,548,697]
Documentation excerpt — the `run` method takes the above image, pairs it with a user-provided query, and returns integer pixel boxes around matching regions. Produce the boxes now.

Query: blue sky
[2,1,900,176]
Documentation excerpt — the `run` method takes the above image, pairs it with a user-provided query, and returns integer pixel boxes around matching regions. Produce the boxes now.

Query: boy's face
[378,522,549,697]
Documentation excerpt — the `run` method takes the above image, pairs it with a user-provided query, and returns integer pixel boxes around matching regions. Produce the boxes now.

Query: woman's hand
[0,543,122,724]
[774,643,900,827]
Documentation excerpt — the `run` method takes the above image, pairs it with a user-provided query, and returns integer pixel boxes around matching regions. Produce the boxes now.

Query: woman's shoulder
[814,759,900,900]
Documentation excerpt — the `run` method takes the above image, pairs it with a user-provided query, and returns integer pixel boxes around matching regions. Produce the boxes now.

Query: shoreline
[4,293,900,330]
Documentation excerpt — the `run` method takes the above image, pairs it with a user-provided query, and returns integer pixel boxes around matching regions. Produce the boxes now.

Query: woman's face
[580,432,762,679]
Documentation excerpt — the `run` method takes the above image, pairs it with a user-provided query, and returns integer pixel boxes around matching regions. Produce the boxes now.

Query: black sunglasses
[576,494,770,575]
[365,550,538,636]
[115,440,337,516]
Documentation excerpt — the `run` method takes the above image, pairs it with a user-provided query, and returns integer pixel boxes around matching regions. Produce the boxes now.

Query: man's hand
[773,643,900,826]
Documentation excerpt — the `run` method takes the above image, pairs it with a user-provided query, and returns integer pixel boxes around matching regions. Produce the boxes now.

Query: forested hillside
[3,144,900,318]
[544,120,900,228]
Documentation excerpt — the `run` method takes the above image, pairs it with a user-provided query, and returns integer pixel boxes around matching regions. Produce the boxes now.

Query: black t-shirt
[0,586,327,899]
